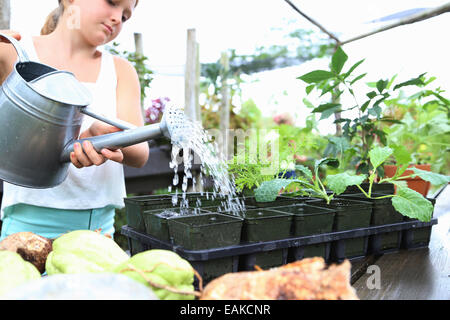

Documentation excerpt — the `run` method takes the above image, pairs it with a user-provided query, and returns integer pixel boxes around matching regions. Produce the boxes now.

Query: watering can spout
[60,112,172,163]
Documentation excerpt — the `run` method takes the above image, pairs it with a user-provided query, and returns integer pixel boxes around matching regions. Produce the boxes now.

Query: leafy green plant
[228,161,276,194]
[326,146,449,222]
[254,145,449,222]
[254,158,342,204]
[106,42,154,103]
[382,87,450,174]
[298,47,442,175]
[227,128,280,194]
[228,116,327,195]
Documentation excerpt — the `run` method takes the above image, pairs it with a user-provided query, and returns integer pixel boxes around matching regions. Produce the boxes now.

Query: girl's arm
[72,56,150,169]
[113,55,150,168]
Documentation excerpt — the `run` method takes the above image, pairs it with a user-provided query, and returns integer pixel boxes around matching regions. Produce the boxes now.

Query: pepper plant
[298,46,439,175]
[254,145,450,222]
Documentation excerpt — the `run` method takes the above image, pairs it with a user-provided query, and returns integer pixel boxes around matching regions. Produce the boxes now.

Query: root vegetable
[0,232,53,274]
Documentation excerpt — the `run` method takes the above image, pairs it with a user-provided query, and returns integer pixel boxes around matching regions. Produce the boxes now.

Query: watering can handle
[79,107,138,131]
[60,123,164,163]
[0,33,30,63]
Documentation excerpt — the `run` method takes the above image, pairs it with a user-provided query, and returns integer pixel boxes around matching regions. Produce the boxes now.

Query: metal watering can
[0,33,186,188]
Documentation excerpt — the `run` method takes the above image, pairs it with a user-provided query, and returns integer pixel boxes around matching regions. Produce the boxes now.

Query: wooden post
[0,0,10,29]
[133,33,145,110]
[219,51,231,160]
[184,29,203,192]
[134,32,143,57]
[185,29,200,122]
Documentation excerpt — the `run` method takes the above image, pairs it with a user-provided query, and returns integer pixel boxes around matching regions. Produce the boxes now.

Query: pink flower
[144,97,171,124]
[273,112,294,125]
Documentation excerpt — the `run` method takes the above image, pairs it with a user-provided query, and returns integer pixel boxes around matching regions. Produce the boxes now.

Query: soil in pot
[384,164,431,196]
[239,209,293,270]
[167,213,244,283]
[340,193,403,253]
[272,204,336,261]
[306,198,372,260]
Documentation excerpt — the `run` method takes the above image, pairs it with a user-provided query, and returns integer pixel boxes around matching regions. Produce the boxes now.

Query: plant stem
[356,184,370,198]
[371,194,395,200]
[379,173,415,184]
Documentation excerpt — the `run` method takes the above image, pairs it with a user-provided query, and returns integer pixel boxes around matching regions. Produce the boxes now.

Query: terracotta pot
[383,164,431,196]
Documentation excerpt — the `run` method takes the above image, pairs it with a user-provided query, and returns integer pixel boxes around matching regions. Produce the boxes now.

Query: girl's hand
[0,30,21,42]
[70,121,124,168]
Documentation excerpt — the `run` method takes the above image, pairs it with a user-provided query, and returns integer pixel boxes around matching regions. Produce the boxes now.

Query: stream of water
[163,106,245,217]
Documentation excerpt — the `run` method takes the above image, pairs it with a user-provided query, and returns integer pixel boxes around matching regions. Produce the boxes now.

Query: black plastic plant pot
[185,192,226,207]
[340,193,404,254]
[167,213,244,283]
[241,195,313,209]
[271,204,336,262]
[143,207,210,242]
[183,192,249,215]
[342,183,395,195]
[167,212,243,250]
[306,198,372,261]
[239,209,293,270]
[401,197,436,249]
[124,194,179,230]
[124,194,181,255]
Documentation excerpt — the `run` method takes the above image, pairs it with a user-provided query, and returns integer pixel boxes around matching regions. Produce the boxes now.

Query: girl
[0,0,149,240]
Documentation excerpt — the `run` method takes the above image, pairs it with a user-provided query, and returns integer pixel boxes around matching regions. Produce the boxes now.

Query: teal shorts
[0,203,116,240]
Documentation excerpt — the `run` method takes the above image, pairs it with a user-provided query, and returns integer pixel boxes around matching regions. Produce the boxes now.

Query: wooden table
[351,186,450,300]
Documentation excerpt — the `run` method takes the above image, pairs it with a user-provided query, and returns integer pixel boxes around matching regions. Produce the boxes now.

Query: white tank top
[1,35,127,216]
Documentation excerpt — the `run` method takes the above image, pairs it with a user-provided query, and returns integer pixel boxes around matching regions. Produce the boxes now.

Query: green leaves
[376,79,388,93]
[326,172,367,195]
[312,103,342,120]
[298,46,349,84]
[369,146,393,169]
[391,187,434,222]
[393,73,426,91]
[391,144,412,165]
[298,70,335,84]
[254,179,299,202]
[331,46,348,74]
[410,167,450,185]
[314,158,339,176]
[295,165,313,181]
[343,59,365,79]
[312,103,341,113]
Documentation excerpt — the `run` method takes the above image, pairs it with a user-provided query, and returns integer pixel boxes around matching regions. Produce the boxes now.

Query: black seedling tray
[122,218,438,262]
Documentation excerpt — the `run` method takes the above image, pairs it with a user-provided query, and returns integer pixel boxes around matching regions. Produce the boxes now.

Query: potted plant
[253,158,372,260]
[381,83,450,195]
[298,46,449,195]
[253,145,449,259]
[326,146,448,250]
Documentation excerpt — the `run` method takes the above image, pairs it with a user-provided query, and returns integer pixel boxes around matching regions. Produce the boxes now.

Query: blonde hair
[40,0,139,35]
